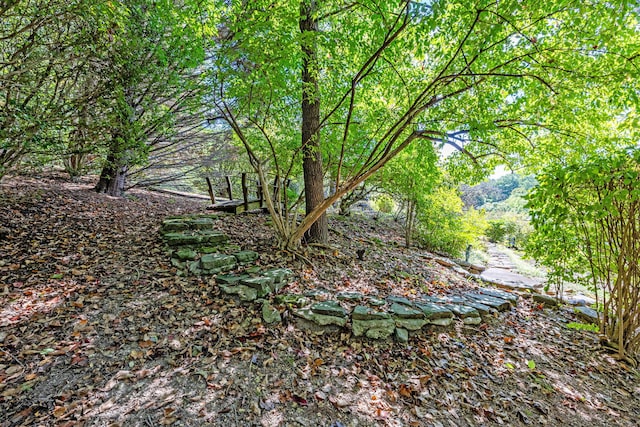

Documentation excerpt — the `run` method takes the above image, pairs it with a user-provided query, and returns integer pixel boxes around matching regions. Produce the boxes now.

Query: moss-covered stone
[262,301,281,324]
[352,305,391,321]
[216,274,250,285]
[241,276,275,298]
[394,318,427,331]
[336,292,364,302]
[390,303,424,319]
[311,301,346,317]
[200,254,236,270]
[274,294,309,307]
[293,308,347,327]
[466,293,511,311]
[386,296,413,307]
[175,248,198,260]
[415,302,453,320]
[395,328,409,343]
[352,318,395,339]
[219,284,258,301]
[233,250,259,264]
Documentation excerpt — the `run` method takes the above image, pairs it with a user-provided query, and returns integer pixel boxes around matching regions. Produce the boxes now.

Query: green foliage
[209,0,640,248]
[372,194,396,214]
[526,146,640,358]
[566,322,599,333]
[414,185,487,257]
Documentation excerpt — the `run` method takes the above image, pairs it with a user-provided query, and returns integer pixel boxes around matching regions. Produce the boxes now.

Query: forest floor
[1,174,639,427]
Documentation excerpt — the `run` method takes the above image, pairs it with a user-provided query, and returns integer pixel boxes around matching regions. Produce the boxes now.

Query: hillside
[1,175,638,427]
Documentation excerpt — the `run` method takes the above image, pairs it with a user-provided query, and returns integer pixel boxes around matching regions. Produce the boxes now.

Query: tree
[0,0,100,179]
[210,0,638,250]
[92,0,210,196]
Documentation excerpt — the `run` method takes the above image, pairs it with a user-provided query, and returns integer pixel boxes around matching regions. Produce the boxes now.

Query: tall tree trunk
[300,0,327,244]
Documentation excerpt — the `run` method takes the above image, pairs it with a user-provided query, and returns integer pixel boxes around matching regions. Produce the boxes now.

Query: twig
[0,348,25,368]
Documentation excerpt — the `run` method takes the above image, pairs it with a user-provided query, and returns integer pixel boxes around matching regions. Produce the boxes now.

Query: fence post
[206,177,215,204]
[225,176,233,200]
[242,172,249,211]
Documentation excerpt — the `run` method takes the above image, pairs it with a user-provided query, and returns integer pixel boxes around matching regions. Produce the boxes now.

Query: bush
[373,194,395,214]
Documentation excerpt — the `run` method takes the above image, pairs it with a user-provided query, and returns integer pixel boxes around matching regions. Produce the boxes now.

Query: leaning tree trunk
[300,0,327,244]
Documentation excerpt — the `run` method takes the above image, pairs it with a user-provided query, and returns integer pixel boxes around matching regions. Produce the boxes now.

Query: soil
[1,174,639,427]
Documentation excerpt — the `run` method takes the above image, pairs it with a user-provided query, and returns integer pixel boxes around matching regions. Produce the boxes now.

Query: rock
[390,303,424,319]
[187,260,202,275]
[395,328,409,343]
[352,318,395,339]
[199,230,228,245]
[293,308,347,327]
[216,274,250,285]
[448,304,479,319]
[233,250,259,264]
[532,294,559,307]
[262,302,281,324]
[386,296,413,307]
[170,258,186,269]
[415,301,453,320]
[476,287,518,306]
[189,217,215,229]
[574,306,599,323]
[175,248,198,260]
[352,305,391,321]
[336,292,364,302]
[305,288,331,299]
[465,293,511,311]
[460,299,493,315]
[199,246,219,254]
[366,297,386,307]
[429,317,453,327]
[274,294,309,307]
[240,276,275,298]
[263,268,294,283]
[162,219,190,232]
[394,318,427,331]
[564,294,596,307]
[311,301,347,317]
[462,316,482,325]
[219,284,258,302]
[200,254,237,272]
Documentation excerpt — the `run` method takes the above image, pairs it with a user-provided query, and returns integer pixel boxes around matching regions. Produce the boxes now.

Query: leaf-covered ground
[1,174,639,427]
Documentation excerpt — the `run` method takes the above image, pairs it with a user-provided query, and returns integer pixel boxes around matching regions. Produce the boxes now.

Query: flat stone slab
[352,305,391,321]
[476,288,518,305]
[233,250,259,264]
[216,274,250,285]
[429,317,454,327]
[395,318,427,331]
[390,303,424,319]
[465,293,511,311]
[461,299,493,316]
[164,231,228,246]
[395,328,409,343]
[574,306,599,323]
[415,301,454,320]
[219,284,258,302]
[262,301,281,324]
[367,297,386,306]
[311,301,347,317]
[294,308,347,327]
[447,304,480,319]
[175,248,198,260]
[532,294,559,307]
[336,292,364,302]
[263,268,294,284]
[387,296,414,307]
[201,254,236,270]
[563,294,596,307]
[240,276,275,298]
